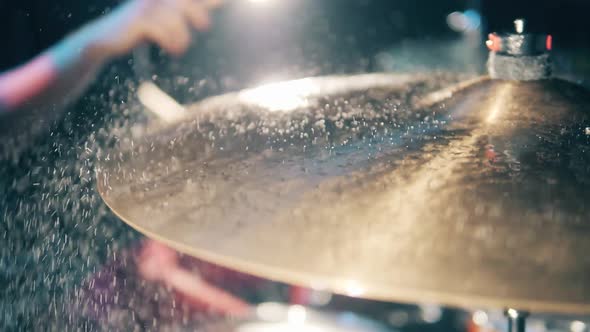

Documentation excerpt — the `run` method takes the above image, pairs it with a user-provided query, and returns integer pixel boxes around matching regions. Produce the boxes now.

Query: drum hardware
[505,309,528,332]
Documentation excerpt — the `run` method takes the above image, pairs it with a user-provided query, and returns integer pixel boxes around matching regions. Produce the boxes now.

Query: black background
[2,0,590,71]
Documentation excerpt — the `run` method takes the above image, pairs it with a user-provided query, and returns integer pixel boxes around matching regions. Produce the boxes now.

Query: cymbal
[97,72,590,315]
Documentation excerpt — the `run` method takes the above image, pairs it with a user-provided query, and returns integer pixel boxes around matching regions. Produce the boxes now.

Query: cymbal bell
[98,72,590,315]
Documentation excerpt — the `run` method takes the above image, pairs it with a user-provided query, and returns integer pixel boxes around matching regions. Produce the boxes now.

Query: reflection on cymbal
[98,73,590,315]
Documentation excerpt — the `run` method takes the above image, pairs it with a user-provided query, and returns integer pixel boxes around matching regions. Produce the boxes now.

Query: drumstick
[137,81,186,123]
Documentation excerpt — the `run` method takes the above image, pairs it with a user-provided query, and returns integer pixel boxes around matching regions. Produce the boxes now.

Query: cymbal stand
[505,308,528,332]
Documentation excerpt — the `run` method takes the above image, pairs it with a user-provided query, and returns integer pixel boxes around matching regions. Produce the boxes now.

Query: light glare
[344,280,365,297]
[239,78,319,111]
[472,310,488,326]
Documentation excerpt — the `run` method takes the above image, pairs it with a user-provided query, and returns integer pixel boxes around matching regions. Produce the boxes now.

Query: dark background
[2,0,590,74]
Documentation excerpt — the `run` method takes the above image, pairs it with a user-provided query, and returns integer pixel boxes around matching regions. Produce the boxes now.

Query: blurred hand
[0,0,221,139]
[83,0,222,59]
[138,240,251,316]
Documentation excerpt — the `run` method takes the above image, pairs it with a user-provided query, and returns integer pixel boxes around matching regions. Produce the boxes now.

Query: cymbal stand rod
[505,308,529,332]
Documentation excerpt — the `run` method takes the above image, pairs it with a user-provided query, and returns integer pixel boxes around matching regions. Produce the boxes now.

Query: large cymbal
[97,73,590,315]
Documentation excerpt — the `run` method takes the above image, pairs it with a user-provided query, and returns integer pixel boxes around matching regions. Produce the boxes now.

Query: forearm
[0,24,109,115]
[0,19,115,156]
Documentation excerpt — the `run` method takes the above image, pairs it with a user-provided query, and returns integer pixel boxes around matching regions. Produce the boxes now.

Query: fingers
[145,0,218,55]
[101,0,222,57]
[172,0,223,31]
[200,0,223,10]
[177,0,211,30]
[143,20,189,56]
[141,6,191,55]
[154,6,193,54]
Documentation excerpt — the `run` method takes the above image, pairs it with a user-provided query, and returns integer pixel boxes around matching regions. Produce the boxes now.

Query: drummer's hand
[0,0,221,126]
[137,240,251,316]
[83,0,222,59]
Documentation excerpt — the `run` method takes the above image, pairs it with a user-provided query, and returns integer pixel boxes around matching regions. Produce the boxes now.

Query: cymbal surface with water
[98,73,590,314]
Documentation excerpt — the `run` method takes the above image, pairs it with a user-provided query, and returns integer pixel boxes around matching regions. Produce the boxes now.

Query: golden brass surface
[98,73,590,314]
